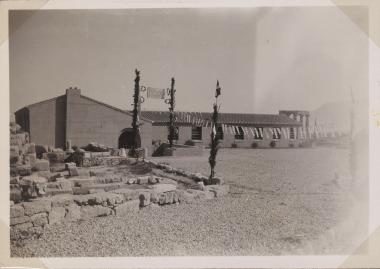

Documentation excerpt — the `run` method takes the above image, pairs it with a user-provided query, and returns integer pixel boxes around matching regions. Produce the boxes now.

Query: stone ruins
[9,122,229,241]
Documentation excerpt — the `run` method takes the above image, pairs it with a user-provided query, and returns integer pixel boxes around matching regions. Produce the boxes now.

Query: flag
[147,87,165,99]
[215,80,221,98]
[211,124,216,139]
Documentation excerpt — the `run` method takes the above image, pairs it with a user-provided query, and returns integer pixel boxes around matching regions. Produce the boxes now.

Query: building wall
[25,96,66,148]
[65,90,153,153]
[14,107,30,134]
[152,125,303,148]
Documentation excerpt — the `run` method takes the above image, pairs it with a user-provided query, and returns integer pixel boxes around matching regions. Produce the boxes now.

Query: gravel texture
[11,148,367,257]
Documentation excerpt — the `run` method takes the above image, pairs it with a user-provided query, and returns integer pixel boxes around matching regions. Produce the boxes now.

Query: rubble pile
[9,123,229,242]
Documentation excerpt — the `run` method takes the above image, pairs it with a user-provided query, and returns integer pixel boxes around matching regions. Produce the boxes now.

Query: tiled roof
[140,111,302,126]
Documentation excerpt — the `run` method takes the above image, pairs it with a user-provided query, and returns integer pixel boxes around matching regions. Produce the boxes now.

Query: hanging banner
[146,87,166,99]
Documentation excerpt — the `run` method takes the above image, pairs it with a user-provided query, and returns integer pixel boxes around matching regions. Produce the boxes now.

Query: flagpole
[168,77,176,148]
[208,80,221,183]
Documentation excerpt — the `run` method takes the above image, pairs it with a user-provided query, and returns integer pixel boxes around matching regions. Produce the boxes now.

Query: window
[216,125,224,140]
[289,127,295,139]
[234,126,244,140]
[272,128,282,140]
[254,127,264,140]
[167,126,179,140]
[191,126,202,140]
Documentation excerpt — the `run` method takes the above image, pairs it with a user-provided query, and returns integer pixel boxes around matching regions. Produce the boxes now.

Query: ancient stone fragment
[17,165,32,176]
[49,207,66,225]
[19,176,48,199]
[51,194,74,207]
[10,204,24,218]
[10,215,30,226]
[32,159,50,172]
[30,212,48,227]
[23,199,51,216]
[80,205,111,219]
[68,166,79,177]
[64,204,81,222]
[150,183,176,193]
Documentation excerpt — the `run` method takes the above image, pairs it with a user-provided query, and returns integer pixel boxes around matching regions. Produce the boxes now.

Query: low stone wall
[10,183,229,241]
[163,146,204,157]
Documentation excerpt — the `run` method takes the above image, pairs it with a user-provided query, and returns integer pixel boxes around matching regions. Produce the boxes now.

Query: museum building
[14,88,308,155]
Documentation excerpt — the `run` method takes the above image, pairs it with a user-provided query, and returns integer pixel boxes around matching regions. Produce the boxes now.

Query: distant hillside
[311,101,368,133]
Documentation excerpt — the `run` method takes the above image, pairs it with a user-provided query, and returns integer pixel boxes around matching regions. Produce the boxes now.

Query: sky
[9,7,368,114]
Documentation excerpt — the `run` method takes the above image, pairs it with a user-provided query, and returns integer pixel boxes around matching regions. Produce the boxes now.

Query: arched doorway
[118,128,141,149]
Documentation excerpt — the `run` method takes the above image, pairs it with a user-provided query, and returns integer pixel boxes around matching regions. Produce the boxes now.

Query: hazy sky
[9,7,368,114]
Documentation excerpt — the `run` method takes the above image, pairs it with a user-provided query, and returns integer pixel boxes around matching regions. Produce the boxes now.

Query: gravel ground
[11,147,368,257]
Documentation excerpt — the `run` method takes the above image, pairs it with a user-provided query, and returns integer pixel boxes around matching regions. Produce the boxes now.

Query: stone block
[71,177,95,187]
[206,185,230,198]
[114,200,140,216]
[86,192,124,206]
[19,176,48,198]
[10,188,22,203]
[10,215,30,226]
[56,178,73,191]
[191,172,207,182]
[10,146,20,165]
[23,153,37,166]
[148,176,159,184]
[165,192,174,204]
[23,199,51,216]
[30,212,48,227]
[17,165,32,176]
[32,159,50,172]
[80,205,112,219]
[10,133,27,147]
[173,191,179,203]
[12,221,33,231]
[72,187,91,195]
[136,176,149,185]
[64,204,81,222]
[68,166,79,177]
[43,151,65,163]
[65,162,76,170]
[26,143,36,154]
[51,194,74,207]
[150,191,159,203]
[150,183,176,193]
[49,206,66,225]
[139,191,151,207]
[10,176,19,184]
[10,122,21,134]
[158,193,166,205]
[127,178,136,184]
[110,188,140,201]
[10,205,24,218]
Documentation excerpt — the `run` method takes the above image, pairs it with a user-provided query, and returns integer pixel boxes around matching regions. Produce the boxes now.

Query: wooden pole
[168,78,176,148]
[131,69,140,157]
